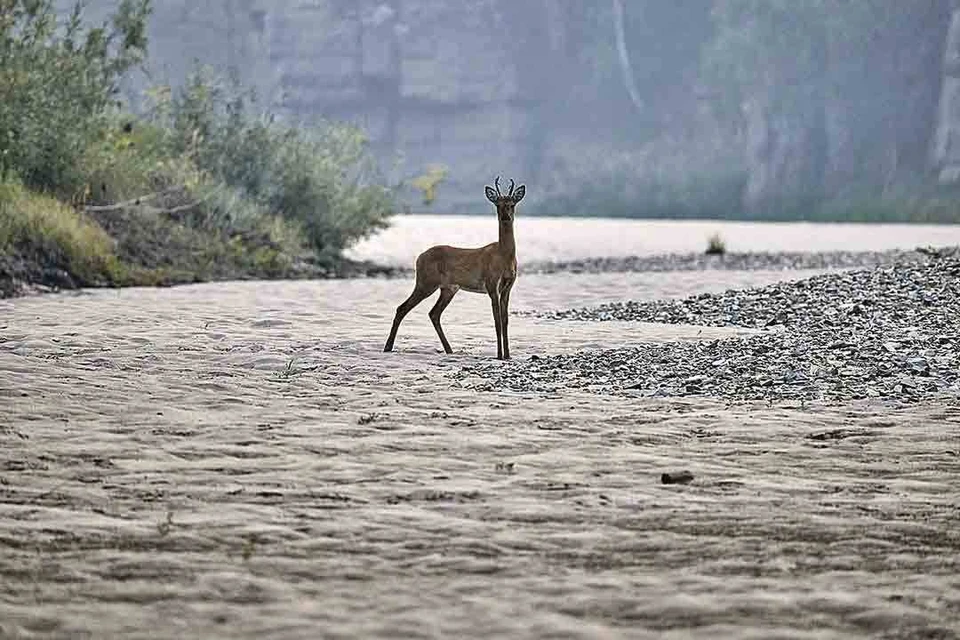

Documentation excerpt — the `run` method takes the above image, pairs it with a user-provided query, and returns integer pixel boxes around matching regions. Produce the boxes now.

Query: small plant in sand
[241,534,260,562]
[156,511,175,537]
[494,461,516,474]
[272,358,318,381]
[705,232,726,255]
[274,358,302,381]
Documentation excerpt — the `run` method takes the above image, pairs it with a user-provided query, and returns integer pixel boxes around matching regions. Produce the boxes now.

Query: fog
[66,1,960,220]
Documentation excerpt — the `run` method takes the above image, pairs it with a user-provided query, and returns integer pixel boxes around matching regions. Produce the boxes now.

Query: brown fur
[383,178,525,359]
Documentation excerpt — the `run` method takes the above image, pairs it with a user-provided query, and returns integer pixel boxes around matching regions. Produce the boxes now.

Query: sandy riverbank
[1,269,958,638]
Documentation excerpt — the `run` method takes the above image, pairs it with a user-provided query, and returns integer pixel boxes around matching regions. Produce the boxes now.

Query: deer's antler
[508,179,515,196]
[494,176,502,197]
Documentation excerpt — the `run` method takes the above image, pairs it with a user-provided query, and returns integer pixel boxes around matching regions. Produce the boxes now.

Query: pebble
[661,471,695,485]
[456,247,960,404]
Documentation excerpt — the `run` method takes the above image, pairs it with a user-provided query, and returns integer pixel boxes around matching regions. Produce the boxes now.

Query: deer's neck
[498,219,516,260]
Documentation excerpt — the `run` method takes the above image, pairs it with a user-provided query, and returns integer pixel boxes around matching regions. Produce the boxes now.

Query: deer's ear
[485,186,498,203]
[512,185,525,203]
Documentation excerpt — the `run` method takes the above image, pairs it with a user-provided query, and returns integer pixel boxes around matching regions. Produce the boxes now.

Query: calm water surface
[346,214,960,267]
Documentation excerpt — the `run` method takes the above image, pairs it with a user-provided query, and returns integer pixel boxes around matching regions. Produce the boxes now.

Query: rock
[906,358,931,375]
[661,470,695,485]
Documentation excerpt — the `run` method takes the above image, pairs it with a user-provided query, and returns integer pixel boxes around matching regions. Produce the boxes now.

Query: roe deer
[383,176,525,360]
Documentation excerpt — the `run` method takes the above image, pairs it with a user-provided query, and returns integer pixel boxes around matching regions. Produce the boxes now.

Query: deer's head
[485,176,525,222]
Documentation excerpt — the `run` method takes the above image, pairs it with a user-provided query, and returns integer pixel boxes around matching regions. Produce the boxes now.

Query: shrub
[410,164,449,207]
[146,68,396,256]
[1,3,396,296]
[705,233,726,255]
[86,203,300,285]
[0,0,150,196]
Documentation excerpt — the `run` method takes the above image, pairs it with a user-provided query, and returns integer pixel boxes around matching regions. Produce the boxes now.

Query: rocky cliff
[60,0,960,218]
[934,0,960,184]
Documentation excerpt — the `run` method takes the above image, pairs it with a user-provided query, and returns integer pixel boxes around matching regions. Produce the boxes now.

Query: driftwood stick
[83,191,165,212]
[84,187,211,216]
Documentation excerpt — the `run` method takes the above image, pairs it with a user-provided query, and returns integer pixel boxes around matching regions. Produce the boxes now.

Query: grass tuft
[0,179,123,292]
[705,232,726,255]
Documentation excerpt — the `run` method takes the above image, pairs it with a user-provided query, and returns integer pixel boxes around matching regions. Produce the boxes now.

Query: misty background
[54,0,960,221]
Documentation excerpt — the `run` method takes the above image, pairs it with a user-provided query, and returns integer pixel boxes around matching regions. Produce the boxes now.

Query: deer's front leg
[488,289,503,359]
[499,279,514,360]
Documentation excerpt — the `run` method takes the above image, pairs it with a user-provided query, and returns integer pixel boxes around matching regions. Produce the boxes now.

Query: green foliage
[87,203,300,285]
[144,67,395,256]
[0,0,151,194]
[0,173,304,297]
[410,164,448,207]
[705,233,726,255]
[0,3,397,296]
[79,116,178,203]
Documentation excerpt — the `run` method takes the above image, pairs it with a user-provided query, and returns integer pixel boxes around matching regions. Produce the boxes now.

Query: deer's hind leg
[428,286,458,354]
[384,282,438,352]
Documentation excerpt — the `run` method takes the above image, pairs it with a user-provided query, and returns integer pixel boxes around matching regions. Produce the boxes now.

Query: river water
[346,214,960,267]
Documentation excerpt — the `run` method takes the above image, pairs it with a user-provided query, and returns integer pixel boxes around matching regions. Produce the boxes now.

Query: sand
[1,269,959,639]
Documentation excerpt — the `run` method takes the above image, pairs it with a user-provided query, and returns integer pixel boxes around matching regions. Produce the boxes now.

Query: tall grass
[0,178,122,286]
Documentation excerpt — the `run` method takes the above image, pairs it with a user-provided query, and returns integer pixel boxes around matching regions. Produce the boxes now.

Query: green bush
[0,0,150,196]
[705,232,726,255]
[77,114,178,205]
[86,203,300,285]
[146,68,396,257]
[1,2,396,297]
[0,177,278,293]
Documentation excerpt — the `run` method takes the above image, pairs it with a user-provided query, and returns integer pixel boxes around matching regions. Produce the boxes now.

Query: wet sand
[1,270,958,639]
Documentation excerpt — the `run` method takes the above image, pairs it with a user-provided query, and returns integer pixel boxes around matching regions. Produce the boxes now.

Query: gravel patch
[522,247,929,275]
[355,247,932,282]
[458,247,960,403]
